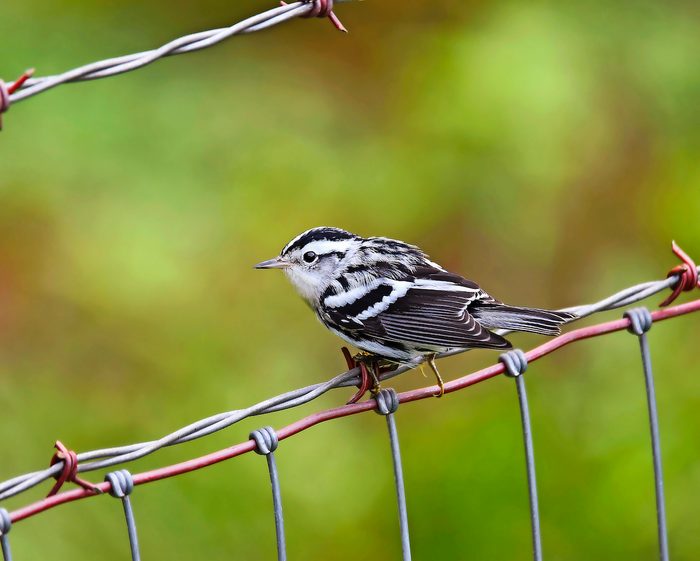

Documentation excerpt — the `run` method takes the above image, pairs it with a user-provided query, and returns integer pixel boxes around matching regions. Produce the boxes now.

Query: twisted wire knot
[0,82,9,114]
[660,241,699,307]
[250,427,279,455]
[624,307,653,336]
[0,508,10,536]
[499,349,528,378]
[0,69,34,130]
[282,0,347,32]
[105,469,135,499]
[47,440,101,497]
[374,388,399,415]
[303,0,335,18]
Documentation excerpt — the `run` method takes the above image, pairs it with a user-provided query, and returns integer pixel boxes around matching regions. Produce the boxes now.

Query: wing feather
[363,287,511,350]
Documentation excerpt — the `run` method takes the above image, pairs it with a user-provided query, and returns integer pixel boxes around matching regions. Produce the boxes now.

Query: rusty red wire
[0,68,34,130]
[46,441,102,498]
[7,296,700,526]
[660,241,699,307]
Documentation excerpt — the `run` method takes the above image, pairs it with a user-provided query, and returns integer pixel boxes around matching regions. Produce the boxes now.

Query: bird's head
[255,227,360,304]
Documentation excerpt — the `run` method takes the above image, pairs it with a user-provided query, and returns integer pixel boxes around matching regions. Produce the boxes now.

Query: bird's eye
[303,251,317,264]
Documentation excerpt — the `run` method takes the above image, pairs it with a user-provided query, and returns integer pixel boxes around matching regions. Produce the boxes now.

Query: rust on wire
[341,347,396,404]
[660,241,699,307]
[341,347,374,404]
[8,297,700,526]
[3,1,354,124]
[281,0,348,32]
[46,441,102,497]
[0,68,34,130]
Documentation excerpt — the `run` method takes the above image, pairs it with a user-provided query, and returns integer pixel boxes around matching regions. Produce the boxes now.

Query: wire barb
[6,2,352,117]
[660,241,699,307]
[282,0,348,32]
[0,69,34,130]
[0,263,693,504]
[46,441,102,497]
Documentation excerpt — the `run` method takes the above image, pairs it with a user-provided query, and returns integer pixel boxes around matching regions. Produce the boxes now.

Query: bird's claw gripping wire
[0,69,34,131]
[46,441,102,497]
[281,0,348,33]
[660,241,699,307]
[426,354,445,398]
[341,347,393,404]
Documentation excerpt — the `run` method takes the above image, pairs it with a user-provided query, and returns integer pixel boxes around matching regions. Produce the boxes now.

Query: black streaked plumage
[256,227,574,364]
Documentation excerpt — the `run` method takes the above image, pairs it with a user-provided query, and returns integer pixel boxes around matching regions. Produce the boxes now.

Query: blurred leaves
[1,0,699,559]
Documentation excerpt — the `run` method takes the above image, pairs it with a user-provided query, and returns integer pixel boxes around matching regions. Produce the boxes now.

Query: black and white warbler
[255,227,574,396]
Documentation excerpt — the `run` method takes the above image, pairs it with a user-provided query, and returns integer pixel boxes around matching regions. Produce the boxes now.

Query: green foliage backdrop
[1,0,699,559]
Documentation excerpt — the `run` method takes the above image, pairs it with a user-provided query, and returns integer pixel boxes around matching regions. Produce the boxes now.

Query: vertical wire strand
[500,350,542,561]
[121,496,141,561]
[250,428,286,561]
[639,332,670,561]
[0,508,11,561]
[625,308,669,561]
[105,470,141,561]
[267,453,286,561]
[376,389,412,561]
[386,413,412,560]
[515,375,543,561]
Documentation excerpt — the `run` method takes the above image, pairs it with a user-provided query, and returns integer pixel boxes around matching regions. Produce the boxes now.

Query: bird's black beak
[254,257,289,270]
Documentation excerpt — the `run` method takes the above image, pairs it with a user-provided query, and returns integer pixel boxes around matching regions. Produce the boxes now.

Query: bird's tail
[471,303,575,336]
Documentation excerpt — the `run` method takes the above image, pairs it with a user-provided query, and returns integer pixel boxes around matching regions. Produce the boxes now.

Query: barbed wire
[0,243,697,507]
[0,0,351,126]
[4,296,699,527]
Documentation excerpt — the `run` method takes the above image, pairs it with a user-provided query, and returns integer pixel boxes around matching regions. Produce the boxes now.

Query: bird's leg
[341,348,380,404]
[340,348,398,404]
[426,354,445,398]
[354,351,382,395]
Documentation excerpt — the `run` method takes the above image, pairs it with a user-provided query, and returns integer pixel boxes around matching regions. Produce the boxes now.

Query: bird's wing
[364,284,511,350]
[322,272,511,350]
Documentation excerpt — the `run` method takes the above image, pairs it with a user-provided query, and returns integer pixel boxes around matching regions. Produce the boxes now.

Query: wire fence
[0,242,698,560]
[0,0,351,129]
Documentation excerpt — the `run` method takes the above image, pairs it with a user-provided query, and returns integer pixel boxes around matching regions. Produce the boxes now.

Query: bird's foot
[341,348,394,404]
[427,355,445,398]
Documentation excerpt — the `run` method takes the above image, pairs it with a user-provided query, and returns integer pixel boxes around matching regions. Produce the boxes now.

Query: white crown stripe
[302,239,355,256]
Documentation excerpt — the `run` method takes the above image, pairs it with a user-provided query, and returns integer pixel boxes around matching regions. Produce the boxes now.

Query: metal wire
[250,427,286,561]
[105,470,141,561]
[0,509,11,561]
[375,389,412,561]
[624,308,670,561]
[500,350,542,561]
[3,297,699,529]
[0,269,696,503]
[5,1,350,107]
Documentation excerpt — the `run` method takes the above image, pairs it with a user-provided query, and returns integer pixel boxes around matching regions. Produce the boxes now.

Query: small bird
[255,227,574,396]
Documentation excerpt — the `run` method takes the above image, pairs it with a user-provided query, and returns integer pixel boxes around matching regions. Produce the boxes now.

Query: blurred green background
[1,0,699,559]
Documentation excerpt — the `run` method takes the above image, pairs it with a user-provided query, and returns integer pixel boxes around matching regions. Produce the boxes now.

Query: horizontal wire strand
[0,270,696,501]
[3,296,699,525]
[7,1,352,105]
